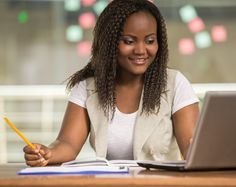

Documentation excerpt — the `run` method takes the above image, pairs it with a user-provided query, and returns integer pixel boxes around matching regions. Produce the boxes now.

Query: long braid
[143,13,168,114]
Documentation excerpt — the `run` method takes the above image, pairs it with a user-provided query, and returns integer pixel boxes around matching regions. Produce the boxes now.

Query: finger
[23,146,36,154]
[33,144,42,153]
[24,153,42,161]
[26,157,46,167]
[39,148,45,155]
[40,149,51,160]
[39,159,49,167]
[36,157,48,167]
[23,144,40,154]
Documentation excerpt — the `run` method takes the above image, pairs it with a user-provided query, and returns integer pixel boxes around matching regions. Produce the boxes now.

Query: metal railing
[0,85,67,163]
[0,83,236,163]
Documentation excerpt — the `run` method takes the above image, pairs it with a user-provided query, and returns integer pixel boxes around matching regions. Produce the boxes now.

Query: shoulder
[166,68,179,92]
[166,68,179,85]
[172,71,199,114]
[70,79,86,92]
[166,68,190,86]
[70,77,94,91]
[174,71,192,88]
[68,80,87,108]
[69,77,95,97]
[167,68,179,76]
[166,68,194,96]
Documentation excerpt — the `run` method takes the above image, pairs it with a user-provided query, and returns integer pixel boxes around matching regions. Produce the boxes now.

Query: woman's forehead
[122,12,157,33]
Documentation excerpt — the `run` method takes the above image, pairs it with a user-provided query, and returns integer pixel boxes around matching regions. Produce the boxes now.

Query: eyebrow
[121,33,156,38]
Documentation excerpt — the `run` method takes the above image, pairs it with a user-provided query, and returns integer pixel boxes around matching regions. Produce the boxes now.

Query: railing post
[0,98,8,164]
[41,96,54,144]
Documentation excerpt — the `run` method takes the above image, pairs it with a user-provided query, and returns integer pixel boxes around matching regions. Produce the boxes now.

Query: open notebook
[61,157,139,167]
[138,91,236,171]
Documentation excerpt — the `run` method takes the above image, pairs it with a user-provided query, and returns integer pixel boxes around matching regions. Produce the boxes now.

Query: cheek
[118,43,133,57]
[148,44,158,56]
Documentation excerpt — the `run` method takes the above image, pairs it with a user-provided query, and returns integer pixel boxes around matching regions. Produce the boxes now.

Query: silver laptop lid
[186,91,236,170]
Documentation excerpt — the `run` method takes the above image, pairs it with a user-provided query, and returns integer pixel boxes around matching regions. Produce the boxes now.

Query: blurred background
[0,0,236,163]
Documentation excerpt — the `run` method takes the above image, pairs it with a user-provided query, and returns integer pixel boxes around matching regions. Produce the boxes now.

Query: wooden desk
[1,164,236,187]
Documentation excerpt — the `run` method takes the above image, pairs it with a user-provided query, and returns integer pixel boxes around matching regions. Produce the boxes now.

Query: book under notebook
[18,165,129,175]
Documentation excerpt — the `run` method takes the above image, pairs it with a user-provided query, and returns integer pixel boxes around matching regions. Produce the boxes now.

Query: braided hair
[67,0,169,116]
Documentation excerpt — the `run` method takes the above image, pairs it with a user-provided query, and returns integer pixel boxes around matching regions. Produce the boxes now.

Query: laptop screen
[186,91,236,170]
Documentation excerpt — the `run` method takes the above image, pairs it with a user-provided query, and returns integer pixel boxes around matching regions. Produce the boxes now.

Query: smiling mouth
[129,57,148,65]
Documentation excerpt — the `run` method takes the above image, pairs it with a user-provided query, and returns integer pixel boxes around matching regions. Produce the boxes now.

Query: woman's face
[117,11,158,77]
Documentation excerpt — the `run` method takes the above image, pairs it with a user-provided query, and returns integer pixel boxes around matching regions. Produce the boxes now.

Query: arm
[172,103,199,159]
[24,102,90,166]
[48,102,90,164]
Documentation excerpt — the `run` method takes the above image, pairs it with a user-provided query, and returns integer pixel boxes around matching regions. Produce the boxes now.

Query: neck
[116,71,144,87]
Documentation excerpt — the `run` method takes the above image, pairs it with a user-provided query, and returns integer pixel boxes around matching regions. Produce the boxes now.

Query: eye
[121,36,135,45]
[123,39,134,45]
[145,37,156,45]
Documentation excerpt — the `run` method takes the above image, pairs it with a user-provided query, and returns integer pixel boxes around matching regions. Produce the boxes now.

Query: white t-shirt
[68,72,199,160]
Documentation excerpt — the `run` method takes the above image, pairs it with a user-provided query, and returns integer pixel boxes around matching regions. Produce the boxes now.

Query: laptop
[137,91,236,171]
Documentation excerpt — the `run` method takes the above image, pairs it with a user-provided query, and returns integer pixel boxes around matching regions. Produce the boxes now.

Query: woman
[24,0,199,166]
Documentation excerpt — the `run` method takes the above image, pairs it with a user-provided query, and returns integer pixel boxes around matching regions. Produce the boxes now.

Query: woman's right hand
[23,144,52,167]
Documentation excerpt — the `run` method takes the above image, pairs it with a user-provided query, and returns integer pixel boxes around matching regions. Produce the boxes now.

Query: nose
[134,42,146,55]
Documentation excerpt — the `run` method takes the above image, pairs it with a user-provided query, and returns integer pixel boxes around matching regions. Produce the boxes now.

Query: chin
[130,69,147,75]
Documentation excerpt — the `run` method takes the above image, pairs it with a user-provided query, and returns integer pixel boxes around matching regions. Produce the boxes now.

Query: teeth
[135,59,145,62]
[134,58,145,64]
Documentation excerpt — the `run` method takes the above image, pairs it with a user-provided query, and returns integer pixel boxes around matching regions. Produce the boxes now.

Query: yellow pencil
[3,116,36,150]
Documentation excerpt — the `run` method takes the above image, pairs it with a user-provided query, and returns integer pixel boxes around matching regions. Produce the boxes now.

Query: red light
[179,38,195,55]
[78,12,96,29]
[188,17,205,33]
[211,25,227,42]
[81,0,96,7]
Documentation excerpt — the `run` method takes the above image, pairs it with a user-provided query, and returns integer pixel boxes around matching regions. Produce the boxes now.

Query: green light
[64,0,80,11]
[93,0,108,15]
[195,31,212,49]
[18,11,28,24]
[179,5,197,23]
[66,25,83,42]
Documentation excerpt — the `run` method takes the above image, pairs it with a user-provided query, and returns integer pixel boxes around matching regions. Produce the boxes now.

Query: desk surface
[1,164,236,187]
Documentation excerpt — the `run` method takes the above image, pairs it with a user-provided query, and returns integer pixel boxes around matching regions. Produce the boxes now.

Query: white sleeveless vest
[86,69,181,161]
